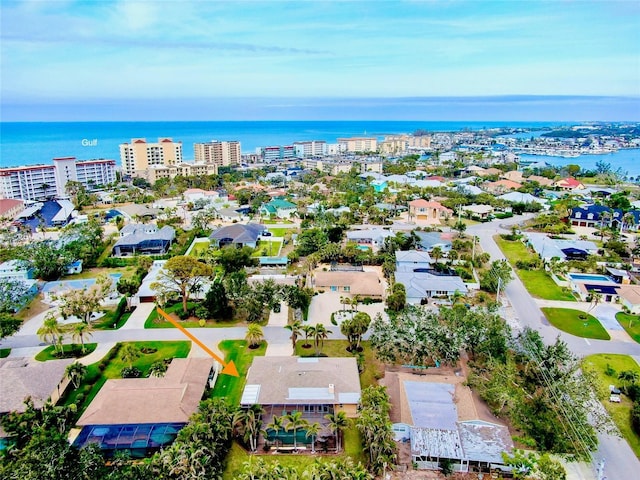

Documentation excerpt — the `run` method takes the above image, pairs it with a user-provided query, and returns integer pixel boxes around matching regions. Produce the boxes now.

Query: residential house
[461,204,494,220]
[346,228,394,250]
[183,188,220,204]
[260,198,297,219]
[396,250,432,271]
[497,192,546,206]
[500,170,523,183]
[42,274,121,304]
[0,357,73,415]
[525,175,555,187]
[554,177,585,191]
[241,356,361,419]
[524,232,598,261]
[400,380,513,473]
[72,358,215,455]
[484,179,522,194]
[408,199,452,224]
[112,224,175,256]
[395,271,468,304]
[413,231,454,254]
[209,223,265,249]
[313,269,384,299]
[215,207,249,223]
[0,260,34,281]
[618,285,640,315]
[116,204,160,222]
[570,205,640,231]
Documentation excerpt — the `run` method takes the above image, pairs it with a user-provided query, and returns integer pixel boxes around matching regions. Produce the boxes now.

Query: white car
[609,394,621,403]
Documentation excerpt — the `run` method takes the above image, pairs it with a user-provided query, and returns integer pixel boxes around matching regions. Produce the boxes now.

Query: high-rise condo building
[119,138,183,177]
[337,137,378,153]
[194,140,241,168]
[0,157,116,201]
[293,140,327,157]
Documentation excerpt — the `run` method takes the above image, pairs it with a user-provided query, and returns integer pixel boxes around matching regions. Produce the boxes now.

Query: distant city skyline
[1,0,639,121]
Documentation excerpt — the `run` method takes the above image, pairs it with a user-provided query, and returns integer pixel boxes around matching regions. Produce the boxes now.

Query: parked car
[609,394,621,403]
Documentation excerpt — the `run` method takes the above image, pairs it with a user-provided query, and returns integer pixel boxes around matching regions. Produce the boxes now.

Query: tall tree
[285,321,303,352]
[245,323,264,348]
[152,255,213,314]
[285,411,308,452]
[55,274,113,325]
[119,343,141,369]
[71,322,93,353]
[65,362,87,389]
[324,411,348,452]
[37,313,64,354]
[312,323,332,356]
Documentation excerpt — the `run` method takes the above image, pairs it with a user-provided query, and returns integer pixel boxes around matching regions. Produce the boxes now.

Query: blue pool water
[568,274,613,282]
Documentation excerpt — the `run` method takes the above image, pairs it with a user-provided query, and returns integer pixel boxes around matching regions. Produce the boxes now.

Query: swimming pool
[568,273,613,282]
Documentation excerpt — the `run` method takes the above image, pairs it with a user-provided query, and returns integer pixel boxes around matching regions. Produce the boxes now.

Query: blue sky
[1,0,639,120]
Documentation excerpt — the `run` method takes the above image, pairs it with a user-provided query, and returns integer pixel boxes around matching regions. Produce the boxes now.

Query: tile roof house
[525,175,555,187]
[241,356,361,419]
[0,198,24,220]
[112,224,175,256]
[408,199,452,224]
[554,177,585,191]
[313,269,384,299]
[209,223,266,249]
[484,179,522,194]
[0,357,73,414]
[72,358,214,454]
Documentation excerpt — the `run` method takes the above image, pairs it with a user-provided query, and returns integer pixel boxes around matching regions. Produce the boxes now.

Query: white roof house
[395,271,468,303]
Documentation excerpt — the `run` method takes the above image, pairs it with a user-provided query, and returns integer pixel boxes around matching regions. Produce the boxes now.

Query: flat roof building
[119,138,183,177]
[194,140,241,168]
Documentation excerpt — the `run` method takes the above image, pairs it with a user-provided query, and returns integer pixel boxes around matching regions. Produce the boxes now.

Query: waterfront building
[119,138,183,177]
[194,140,241,168]
[258,145,296,161]
[293,140,327,157]
[144,163,219,183]
[337,137,378,153]
[0,157,116,201]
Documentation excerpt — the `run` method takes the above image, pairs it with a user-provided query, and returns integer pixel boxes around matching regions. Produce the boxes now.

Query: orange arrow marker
[156,307,239,377]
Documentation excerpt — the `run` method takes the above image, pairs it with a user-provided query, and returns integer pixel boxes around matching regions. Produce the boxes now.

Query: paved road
[468,216,640,479]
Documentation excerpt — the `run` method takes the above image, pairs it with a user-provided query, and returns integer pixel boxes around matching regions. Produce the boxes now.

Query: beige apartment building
[337,137,378,153]
[194,141,241,168]
[380,134,432,155]
[119,138,183,177]
[144,163,219,183]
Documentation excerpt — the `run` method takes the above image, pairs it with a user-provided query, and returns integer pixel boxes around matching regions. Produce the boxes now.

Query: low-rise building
[313,269,384,299]
[0,198,25,220]
[112,224,175,256]
[408,199,452,224]
[209,223,265,249]
[395,271,468,304]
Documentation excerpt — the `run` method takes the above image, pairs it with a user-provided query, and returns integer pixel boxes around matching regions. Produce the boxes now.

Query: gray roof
[413,231,453,250]
[525,232,598,260]
[458,420,514,464]
[209,223,264,244]
[396,250,432,265]
[113,225,175,248]
[395,271,467,298]
[241,356,361,406]
[405,381,457,430]
[0,357,73,413]
[497,192,545,204]
[117,204,160,218]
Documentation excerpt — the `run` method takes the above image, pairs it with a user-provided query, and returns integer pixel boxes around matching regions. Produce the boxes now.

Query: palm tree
[119,343,141,369]
[149,360,168,378]
[324,411,348,452]
[305,422,321,453]
[265,415,285,447]
[618,370,639,388]
[302,324,314,349]
[431,246,443,264]
[71,322,93,354]
[285,411,308,452]
[37,314,64,355]
[621,212,636,233]
[234,405,263,452]
[245,323,264,348]
[65,362,87,389]
[312,323,332,356]
[587,292,603,313]
[284,321,302,351]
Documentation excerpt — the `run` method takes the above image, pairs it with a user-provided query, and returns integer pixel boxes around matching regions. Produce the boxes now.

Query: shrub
[632,403,640,436]
[605,363,616,377]
[121,366,141,378]
[625,384,640,402]
[177,309,191,320]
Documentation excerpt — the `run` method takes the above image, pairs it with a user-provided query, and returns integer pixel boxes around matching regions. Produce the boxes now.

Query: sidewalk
[78,341,116,366]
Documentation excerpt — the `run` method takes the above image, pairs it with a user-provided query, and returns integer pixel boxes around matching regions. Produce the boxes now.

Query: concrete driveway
[307,291,388,326]
[593,304,624,331]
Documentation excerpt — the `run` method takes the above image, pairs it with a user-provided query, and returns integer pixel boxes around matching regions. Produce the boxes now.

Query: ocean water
[0,120,562,167]
[1,120,638,177]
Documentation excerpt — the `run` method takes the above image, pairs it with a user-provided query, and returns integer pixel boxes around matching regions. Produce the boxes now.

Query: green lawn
[294,340,384,389]
[582,354,640,458]
[145,302,238,328]
[268,227,296,237]
[61,266,136,281]
[211,340,267,406]
[616,313,640,344]
[187,239,211,257]
[222,423,364,480]
[495,236,575,301]
[541,307,610,340]
[35,343,98,361]
[62,341,191,418]
[0,348,10,358]
[253,239,283,257]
